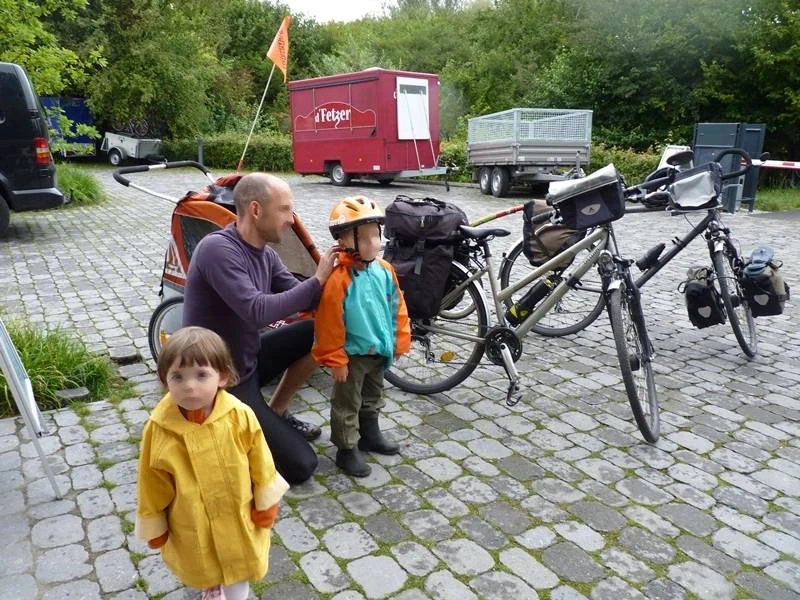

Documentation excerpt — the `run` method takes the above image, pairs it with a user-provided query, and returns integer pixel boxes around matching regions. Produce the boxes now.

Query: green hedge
[162,132,293,172]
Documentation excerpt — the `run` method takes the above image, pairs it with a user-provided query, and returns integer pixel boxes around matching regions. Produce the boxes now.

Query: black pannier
[681,266,726,328]
[742,245,790,317]
[383,195,468,319]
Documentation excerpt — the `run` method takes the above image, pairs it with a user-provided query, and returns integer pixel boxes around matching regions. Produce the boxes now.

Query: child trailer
[112,161,320,361]
[289,68,449,187]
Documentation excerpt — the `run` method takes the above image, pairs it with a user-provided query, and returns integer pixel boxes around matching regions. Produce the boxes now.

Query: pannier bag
[742,245,790,317]
[680,266,726,328]
[522,199,587,268]
[668,162,723,210]
[384,195,468,319]
[547,164,625,230]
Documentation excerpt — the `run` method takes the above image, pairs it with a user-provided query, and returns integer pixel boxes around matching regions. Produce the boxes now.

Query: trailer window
[396,77,430,140]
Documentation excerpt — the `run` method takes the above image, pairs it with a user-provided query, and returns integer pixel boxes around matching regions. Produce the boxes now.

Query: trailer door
[396,77,430,140]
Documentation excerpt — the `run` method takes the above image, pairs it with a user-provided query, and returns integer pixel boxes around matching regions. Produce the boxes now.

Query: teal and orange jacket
[312,253,411,368]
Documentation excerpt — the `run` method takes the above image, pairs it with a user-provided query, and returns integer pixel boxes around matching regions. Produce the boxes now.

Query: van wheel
[491,167,510,197]
[478,167,492,194]
[330,164,350,186]
[0,195,9,237]
[108,149,123,166]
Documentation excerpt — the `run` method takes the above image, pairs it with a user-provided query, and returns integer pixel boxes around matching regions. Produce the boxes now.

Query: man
[183,172,337,484]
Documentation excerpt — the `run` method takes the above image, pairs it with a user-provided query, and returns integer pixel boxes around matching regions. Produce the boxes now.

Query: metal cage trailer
[467,107,593,197]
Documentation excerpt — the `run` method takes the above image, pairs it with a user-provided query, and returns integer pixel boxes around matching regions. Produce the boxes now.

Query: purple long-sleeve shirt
[182,223,321,379]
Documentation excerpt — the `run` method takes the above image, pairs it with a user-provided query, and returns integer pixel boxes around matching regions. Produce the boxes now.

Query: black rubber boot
[357,416,400,455]
[335,448,371,477]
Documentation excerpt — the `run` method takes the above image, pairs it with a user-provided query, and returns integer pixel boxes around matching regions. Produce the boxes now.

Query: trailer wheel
[491,167,510,197]
[330,164,350,186]
[108,149,123,166]
[377,177,394,186]
[478,167,492,194]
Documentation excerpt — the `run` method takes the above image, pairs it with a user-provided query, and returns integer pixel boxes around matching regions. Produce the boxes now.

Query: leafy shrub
[0,319,117,417]
[162,132,293,172]
[56,163,105,206]
[439,137,471,182]
[589,143,660,185]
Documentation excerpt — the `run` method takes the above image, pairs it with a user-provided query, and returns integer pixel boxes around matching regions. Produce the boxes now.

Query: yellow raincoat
[135,390,289,589]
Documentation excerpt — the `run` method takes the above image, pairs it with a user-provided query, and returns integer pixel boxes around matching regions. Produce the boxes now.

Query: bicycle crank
[484,327,524,406]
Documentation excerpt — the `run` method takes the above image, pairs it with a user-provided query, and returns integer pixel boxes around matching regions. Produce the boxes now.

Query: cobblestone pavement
[1,165,799,599]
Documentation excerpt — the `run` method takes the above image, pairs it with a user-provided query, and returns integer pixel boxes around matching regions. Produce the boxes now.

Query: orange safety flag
[267,16,291,83]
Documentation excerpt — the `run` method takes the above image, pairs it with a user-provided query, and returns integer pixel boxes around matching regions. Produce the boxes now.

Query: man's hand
[332,365,348,383]
[314,246,339,284]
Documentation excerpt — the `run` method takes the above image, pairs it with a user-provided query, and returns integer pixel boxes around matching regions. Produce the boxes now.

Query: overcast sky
[283,0,388,23]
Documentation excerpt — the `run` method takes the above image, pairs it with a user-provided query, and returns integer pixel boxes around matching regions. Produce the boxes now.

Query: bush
[56,163,105,206]
[162,132,293,173]
[0,319,118,417]
[589,143,661,185]
[439,137,471,182]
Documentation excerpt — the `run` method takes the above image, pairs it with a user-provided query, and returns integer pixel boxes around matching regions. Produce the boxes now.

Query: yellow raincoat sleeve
[134,420,175,542]
[245,407,289,510]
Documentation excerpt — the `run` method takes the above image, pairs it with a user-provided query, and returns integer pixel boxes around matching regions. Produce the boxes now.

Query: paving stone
[643,577,687,600]
[567,501,626,532]
[709,447,760,473]
[97,441,139,463]
[90,423,130,444]
[469,571,538,600]
[456,515,508,550]
[0,539,32,577]
[138,554,181,596]
[27,498,75,520]
[34,544,92,583]
[713,484,768,517]
[391,541,439,576]
[274,516,320,553]
[577,479,629,508]
[590,576,647,600]
[31,514,84,548]
[415,456,463,481]
[752,469,800,496]
[501,546,560,588]
[402,509,453,542]
[322,522,379,559]
[758,529,800,561]
[765,561,800,594]
[338,491,381,517]
[479,501,531,535]
[619,527,676,564]
[424,570,478,600]
[422,487,469,518]
[624,505,680,538]
[103,459,138,485]
[347,555,407,598]
[573,458,625,484]
[656,503,717,537]
[64,442,95,466]
[764,511,800,538]
[666,463,719,491]
[616,477,673,505]
[372,485,423,513]
[735,570,800,600]
[667,431,715,454]
[599,548,655,584]
[675,535,740,575]
[110,482,137,512]
[0,450,21,472]
[387,464,431,490]
[448,476,497,503]
[95,548,138,593]
[0,574,36,600]
[711,526,779,567]
[551,585,590,600]
[466,437,513,459]
[432,538,494,575]
[298,550,349,594]
[87,514,125,552]
[71,463,103,490]
[667,561,736,600]
[712,504,764,534]
[540,542,604,584]
[41,579,102,600]
[554,521,605,551]
[77,487,115,518]
[462,455,500,477]
[535,478,585,503]
[296,496,346,530]
[363,513,410,543]
[490,474,529,500]
[516,526,556,550]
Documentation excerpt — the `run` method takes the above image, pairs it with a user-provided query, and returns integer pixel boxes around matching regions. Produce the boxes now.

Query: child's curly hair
[157,326,239,387]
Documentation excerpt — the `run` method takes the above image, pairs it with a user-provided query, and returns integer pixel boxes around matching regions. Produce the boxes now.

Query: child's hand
[251,504,280,528]
[147,531,169,549]
[332,365,348,383]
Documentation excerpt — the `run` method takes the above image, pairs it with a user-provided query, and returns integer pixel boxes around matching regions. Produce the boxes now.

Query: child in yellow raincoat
[135,326,289,600]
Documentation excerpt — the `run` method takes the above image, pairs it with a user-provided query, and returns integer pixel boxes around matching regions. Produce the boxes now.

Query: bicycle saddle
[458,225,511,240]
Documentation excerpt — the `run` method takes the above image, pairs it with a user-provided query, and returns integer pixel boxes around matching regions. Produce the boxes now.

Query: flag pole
[237,63,277,173]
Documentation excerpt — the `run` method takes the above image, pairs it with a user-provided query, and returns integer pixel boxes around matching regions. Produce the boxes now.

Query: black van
[0,62,65,236]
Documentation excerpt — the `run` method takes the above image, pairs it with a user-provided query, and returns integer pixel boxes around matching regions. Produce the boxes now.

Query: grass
[0,319,120,417]
[56,163,106,207]
[754,187,800,211]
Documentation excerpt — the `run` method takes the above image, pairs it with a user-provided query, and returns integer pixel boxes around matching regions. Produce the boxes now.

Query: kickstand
[499,343,523,406]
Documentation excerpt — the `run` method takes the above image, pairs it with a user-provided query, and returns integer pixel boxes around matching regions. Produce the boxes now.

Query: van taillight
[34,137,52,166]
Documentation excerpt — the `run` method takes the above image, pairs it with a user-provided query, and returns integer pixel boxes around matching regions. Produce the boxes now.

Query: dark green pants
[331,355,386,449]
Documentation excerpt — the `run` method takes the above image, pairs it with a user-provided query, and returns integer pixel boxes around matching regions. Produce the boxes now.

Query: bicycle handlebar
[113,161,211,187]
[713,148,752,181]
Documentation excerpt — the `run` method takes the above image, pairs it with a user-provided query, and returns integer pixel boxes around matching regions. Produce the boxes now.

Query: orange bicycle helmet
[328,195,385,238]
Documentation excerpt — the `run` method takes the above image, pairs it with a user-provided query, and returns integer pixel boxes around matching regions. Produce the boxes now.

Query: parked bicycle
[498,148,758,356]
[385,164,664,442]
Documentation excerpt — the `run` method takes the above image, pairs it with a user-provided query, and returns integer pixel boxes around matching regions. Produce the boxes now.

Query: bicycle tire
[385,261,489,394]
[607,285,659,442]
[711,247,758,357]
[148,296,184,361]
[499,238,605,336]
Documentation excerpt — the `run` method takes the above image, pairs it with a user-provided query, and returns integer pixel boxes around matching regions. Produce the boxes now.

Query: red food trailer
[288,68,448,186]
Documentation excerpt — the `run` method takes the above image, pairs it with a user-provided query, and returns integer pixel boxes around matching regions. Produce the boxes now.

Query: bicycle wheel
[148,296,184,361]
[712,247,758,357]
[385,262,490,394]
[607,284,659,442]
[499,238,605,336]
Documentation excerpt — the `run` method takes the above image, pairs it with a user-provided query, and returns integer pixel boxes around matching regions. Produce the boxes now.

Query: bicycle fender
[713,239,726,254]
[606,279,623,292]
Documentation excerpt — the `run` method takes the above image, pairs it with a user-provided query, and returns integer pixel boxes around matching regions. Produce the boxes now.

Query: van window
[0,71,32,139]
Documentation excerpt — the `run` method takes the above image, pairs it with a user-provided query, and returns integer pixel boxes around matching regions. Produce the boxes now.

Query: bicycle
[498,148,758,357]
[385,163,663,442]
